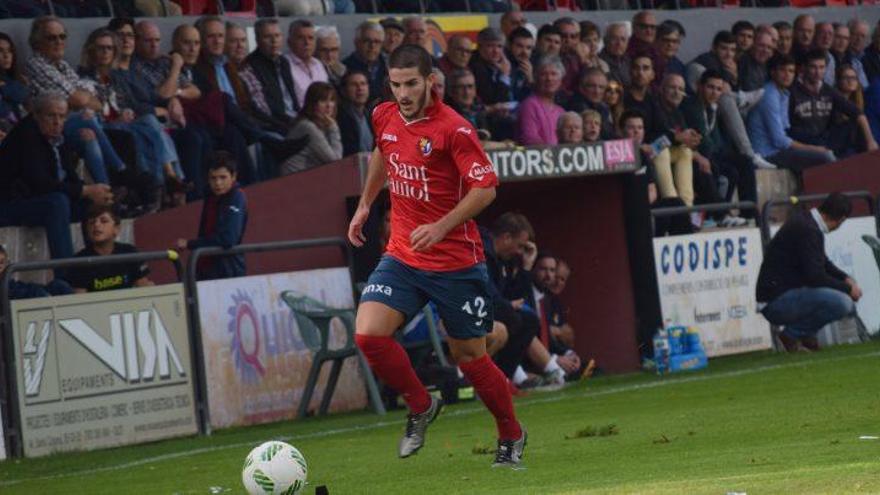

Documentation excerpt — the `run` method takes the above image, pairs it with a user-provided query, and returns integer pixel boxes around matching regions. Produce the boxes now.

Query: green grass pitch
[2,341,878,494]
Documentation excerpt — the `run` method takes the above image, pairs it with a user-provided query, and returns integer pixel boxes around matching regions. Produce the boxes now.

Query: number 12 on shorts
[461,297,488,318]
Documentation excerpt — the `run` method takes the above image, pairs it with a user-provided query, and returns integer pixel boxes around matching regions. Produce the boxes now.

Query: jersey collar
[399,89,443,126]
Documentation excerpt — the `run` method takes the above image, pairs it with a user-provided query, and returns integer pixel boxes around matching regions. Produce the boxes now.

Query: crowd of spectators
[1,10,880,263]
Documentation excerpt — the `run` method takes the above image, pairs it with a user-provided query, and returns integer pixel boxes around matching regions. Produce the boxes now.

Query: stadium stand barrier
[648,201,773,357]
[0,250,190,459]
[760,191,877,350]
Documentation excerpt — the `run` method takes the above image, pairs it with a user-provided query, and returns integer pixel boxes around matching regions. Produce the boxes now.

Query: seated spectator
[623,55,664,131]
[747,54,835,171]
[274,0,324,16]
[500,10,527,39]
[131,0,182,16]
[757,193,859,352]
[579,20,609,74]
[581,109,602,143]
[281,82,342,175]
[687,31,738,93]
[789,49,877,158]
[379,17,404,57]
[756,23,779,49]
[653,73,697,207]
[532,24,562,65]
[0,244,73,299]
[285,20,328,110]
[316,26,346,88]
[177,151,247,280]
[847,20,870,83]
[600,22,631,88]
[403,16,432,55]
[447,68,490,137]
[682,70,754,224]
[547,257,577,351]
[655,21,686,80]
[860,23,880,85]
[343,21,387,102]
[26,16,128,189]
[240,19,300,131]
[65,205,153,292]
[431,67,446,99]
[505,27,534,103]
[564,68,614,139]
[517,56,565,146]
[226,22,249,67]
[553,17,586,94]
[556,112,582,144]
[79,28,180,213]
[0,33,27,135]
[774,21,793,56]
[470,27,517,141]
[0,92,113,263]
[338,70,373,157]
[627,11,659,62]
[732,20,755,59]
[439,35,474,78]
[605,77,624,127]
[738,31,774,93]
[831,23,867,88]
[791,14,816,64]
[813,22,837,86]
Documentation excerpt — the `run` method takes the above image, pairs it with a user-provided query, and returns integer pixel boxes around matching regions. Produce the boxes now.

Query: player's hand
[410,222,448,252]
[847,278,862,301]
[348,204,370,247]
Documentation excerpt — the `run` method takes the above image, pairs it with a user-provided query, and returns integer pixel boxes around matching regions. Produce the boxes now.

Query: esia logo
[468,162,494,182]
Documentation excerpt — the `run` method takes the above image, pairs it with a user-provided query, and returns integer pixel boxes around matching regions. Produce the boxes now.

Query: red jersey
[373,96,498,272]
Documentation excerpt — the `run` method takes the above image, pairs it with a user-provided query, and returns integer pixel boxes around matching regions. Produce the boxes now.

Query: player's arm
[348,147,385,247]
[410,186,496,252]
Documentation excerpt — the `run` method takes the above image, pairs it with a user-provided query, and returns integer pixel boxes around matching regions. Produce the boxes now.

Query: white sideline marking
[2,350,878,487]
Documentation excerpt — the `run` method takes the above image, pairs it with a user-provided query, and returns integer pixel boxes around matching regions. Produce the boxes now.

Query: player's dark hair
[209,150,238,175]
[712,30,736,48]
[86,204,121,225]
[491,212,535,240]
[388,44,433,78]
[818,192,852,221]
[768,53,796,71]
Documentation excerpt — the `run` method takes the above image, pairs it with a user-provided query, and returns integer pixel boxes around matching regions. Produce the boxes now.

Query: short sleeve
[449,121,498,189]
[371,102,394,139]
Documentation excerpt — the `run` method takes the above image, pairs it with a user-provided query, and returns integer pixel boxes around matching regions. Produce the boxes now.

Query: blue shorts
[360,256,494,340]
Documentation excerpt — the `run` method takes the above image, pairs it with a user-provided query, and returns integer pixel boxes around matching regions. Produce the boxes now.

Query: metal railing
[183,237,353,434]
[760,191,875,245]
[0,250,184,458]
[651,201,759,220]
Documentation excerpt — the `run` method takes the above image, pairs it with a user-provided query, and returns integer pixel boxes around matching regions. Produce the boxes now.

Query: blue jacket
[747,81,793,158]
[188,183,248,279]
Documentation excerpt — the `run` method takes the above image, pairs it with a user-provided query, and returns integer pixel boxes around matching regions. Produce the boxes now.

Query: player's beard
[399,84,430,120]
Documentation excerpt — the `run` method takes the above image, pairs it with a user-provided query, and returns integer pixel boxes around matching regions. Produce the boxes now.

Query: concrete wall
[1,7,879,68]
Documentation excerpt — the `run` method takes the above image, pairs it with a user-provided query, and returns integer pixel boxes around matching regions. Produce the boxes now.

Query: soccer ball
[242,441,308,495]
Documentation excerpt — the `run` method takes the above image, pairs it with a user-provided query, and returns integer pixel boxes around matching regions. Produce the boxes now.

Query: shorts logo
[362,284,393,296]
[382,133,398,142]
[418,137,432,157]
[468,162,494,182]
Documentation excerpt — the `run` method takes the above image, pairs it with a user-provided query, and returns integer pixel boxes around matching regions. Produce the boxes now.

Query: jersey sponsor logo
[455,126,472,135]
[418,137,432,157]
[362,284,393,296]
[467,162,494,182]
[381,133,398,142]
[388,152,431,202]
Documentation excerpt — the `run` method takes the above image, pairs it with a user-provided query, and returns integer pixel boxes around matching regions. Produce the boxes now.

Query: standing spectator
[447,68,490,136]
[0,33,27,131]
[732,20,755,59]
[789,49,877,157]
[439,35,474,78]
[506,27,535,103]
[813,22,837,86]
[379,18,404,57]
[774,21,794,56]
[281,82,342,175]
[65,205,153,293]
[26,16,128,188]
[343,21,387,102]
[240,19,300,132]
[0,93,112,262]
[563,68,614,140]
[738,31,774,92]
[831,23,868,88]
[757,193,859,352]
[177,151,248,280]
[581,109,602,143]
[337,70,373,157]
[747,54,835,171]
[517,56,565,146]
[316,26,346,88]
[225,22,249,67]
[285,20,328,110]
[791,14,815,64]
[500,10,526,39]
[600,22,631,88]
[556,112,583,144]
[655,21,686,80]
[627,11,659,61]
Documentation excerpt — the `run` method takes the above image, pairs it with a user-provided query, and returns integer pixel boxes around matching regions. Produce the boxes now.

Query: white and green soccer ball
[242,441,308,495]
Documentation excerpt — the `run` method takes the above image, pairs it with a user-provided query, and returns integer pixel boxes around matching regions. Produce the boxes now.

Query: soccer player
[348,44,527,468]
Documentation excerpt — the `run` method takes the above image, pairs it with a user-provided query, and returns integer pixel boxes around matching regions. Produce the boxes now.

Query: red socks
[459,354,522,441]
[355,334,431,414]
